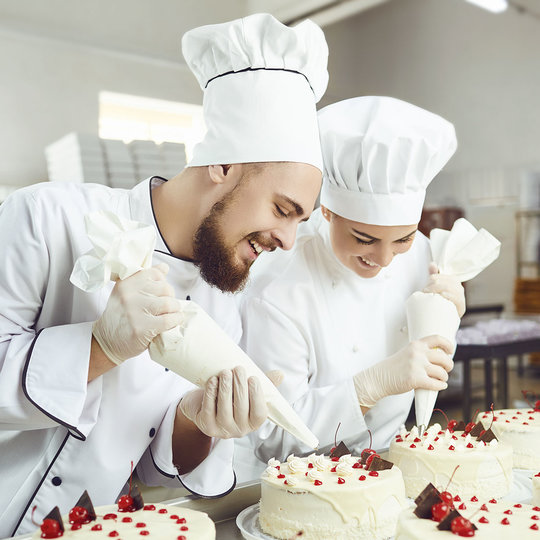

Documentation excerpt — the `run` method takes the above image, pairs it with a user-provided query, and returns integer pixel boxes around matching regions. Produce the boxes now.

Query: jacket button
[52,476,62,486]
[149,428,156,437]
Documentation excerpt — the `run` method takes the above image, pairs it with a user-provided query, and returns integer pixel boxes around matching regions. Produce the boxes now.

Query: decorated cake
[258,442,408,539]
[478,398,540,470]
[388,418,513,499]
[395,481,540,539]
[534,473,540,506]
[31,486,215,539]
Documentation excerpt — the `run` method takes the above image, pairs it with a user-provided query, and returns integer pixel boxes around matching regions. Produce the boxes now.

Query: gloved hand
[424,262,466,317]
[353,335,455,407]
[178,366,280,439]
[92,263,183,365]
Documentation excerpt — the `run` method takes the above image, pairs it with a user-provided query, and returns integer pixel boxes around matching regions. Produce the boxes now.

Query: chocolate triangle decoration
[330,441,351,459]
[75,490,96,521]
[366,456,393,471]
[437,509,462,531]
[414,483,440,506]
[454,420,467,431]
[414,487,442,519]
[130,484,144,511]
[477,428,497,443]
[469,422,484,437]
[44,506,65,533]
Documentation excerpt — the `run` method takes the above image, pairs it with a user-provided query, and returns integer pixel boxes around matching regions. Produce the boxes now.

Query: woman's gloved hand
[424,262,466,317]
[92,263,183,365]
[353,335,455,408]
[178,366,280,439]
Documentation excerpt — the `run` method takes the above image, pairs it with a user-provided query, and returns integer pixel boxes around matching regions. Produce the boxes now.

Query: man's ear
[208,164,236,185]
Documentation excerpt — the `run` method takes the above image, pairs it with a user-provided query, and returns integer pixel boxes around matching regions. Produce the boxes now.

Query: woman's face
[322,205,418,278]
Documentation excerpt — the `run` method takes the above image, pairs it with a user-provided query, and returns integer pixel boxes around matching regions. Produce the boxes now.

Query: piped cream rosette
[149,301,319,449]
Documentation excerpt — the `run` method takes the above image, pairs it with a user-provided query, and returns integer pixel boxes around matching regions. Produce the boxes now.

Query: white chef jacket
[0,178,241,537]
[236,207,431,479]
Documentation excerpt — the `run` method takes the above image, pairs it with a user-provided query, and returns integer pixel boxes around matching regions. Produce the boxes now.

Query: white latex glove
[92,263,183,365]
[179,367,282,439]
[423,262,466,317]
[353,335,455,408]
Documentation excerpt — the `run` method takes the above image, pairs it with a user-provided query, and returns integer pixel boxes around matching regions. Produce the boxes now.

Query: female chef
[236,96,465,478]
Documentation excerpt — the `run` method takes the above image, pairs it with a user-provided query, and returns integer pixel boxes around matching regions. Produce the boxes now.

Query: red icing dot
[514,504,523,508]
[170,515,179,520]
[108,533,119,538]
[524,422,529,425]
[331,456,339,462]
[122,517,133,523]
[140,531,149,536]
[368,471,379,477]
[158,509,168,514]
[501,518,510,525]
[531,515,539,520]
[337,477,345,484]
[91,524,103,531]
[414,437,421,442]
[489,499,497,504]
[410,444,416,448]
[177,517,186,523]
[277,474,285,479]
[359,475,366,481]
[454,495,461,502]
[534,507,540,512]
[308,463,313,468]
[180,526,189,531]
[136,522,146,528]
[178,536,187,540]
[143,505,156,511]
[448,445,455,451]
[428,445,435,450]
[434,437,439,442]
[458,503,467,510]
[480,504,488,511]
[314,480,322,486]
[104,514,117,520]
[479,517,489,524]
[352,462,362,469]
[531,524,539,531]
[470,496,478,502]
[452,435,458,440]
[466,443,474,448]
[71,524,82,531]
[330,466,337,473]
[504,510,513,515]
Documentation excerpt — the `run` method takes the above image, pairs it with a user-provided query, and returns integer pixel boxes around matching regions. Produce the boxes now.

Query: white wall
[0,29,203,187]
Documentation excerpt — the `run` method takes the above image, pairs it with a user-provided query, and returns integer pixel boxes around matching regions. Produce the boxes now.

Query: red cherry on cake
[447,419,458,432]
[365,453,380,468]
[40,519,62,539]
[117,495,134,511]
[439,491,454,506]
[464,422,475,434]
[535,400,540,411]
[431,502,451,522]
[69,505,89,524]
[450,516,475,537]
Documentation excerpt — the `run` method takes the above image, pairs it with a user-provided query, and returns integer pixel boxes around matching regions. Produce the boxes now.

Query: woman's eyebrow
[396,229,418,241]
[351,229,378,240]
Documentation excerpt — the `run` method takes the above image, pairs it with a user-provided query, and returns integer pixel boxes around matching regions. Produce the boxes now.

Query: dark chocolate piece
[454,420,467,431]
[366,456,393,471]
[74,490,96,521]
[437,509,462,531]
[44,506,65,533]
[330,441,351,459]
[469,422,484,437]
[414,483,440,505]
[119,484,145,511]
[414,490,443,519]
[477,428,497,443]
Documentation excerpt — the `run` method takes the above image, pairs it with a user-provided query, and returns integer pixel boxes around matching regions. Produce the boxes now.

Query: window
[98,91,205,160]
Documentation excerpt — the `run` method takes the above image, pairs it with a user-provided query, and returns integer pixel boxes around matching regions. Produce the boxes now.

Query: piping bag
[70,211,319,450]
[407,218,501,429]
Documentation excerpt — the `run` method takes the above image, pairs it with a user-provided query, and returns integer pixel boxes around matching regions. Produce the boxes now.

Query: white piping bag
[408,218,501,429]
[71,211,319,449]
[149,302,319,450]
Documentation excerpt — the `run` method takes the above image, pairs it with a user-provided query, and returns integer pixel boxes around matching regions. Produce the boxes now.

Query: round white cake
[395,496,540,539]
[388,423,513,499]
[31,501,215,539]
[259,452,408,540]
[479,408,540,469]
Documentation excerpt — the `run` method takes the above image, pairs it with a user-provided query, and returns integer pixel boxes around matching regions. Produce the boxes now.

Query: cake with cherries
[478,403,540,469]
[534,473,540,506]
[395,481,540,539]
[31,487,215,539]
[258,443,408,540]
[388,421,513,499]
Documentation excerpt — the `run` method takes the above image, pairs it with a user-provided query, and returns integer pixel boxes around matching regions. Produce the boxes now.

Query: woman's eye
[397,235,414,244]
[275,205,288,217]
[354,237,374,245]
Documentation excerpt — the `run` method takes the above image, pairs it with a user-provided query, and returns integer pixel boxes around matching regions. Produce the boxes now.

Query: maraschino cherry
[434,408,457,432]
[40,519,62,539]
[118,460,135,512]
[68,506,89,525]
[451,516,475,537]
[361,429,379,466]
[521,390,540,412]
[431,502,451,522]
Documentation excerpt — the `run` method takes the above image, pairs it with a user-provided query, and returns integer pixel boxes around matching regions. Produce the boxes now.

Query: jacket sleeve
[240,296,366,463]
[0,190,102,439]
[136,396,236,498]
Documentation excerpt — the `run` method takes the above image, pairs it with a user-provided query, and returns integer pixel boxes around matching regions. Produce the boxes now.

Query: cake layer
[259,453,408,540]
[534,474,540,506]
[480,408,540,469]
[388,424,513,499]
[395,497,540,539]
[31,503,215,539]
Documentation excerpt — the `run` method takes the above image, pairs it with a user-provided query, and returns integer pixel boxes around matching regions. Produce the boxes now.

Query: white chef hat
[319,96,457,225]
[182,13,328,171]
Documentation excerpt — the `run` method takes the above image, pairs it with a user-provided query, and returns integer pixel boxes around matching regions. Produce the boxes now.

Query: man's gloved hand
[353,335,455,408]
[179,366,280,439]
[92,263,183,365]
[424,262,466,317]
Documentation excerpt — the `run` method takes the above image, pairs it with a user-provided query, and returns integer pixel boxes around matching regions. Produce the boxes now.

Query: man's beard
[192,191,252,293]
